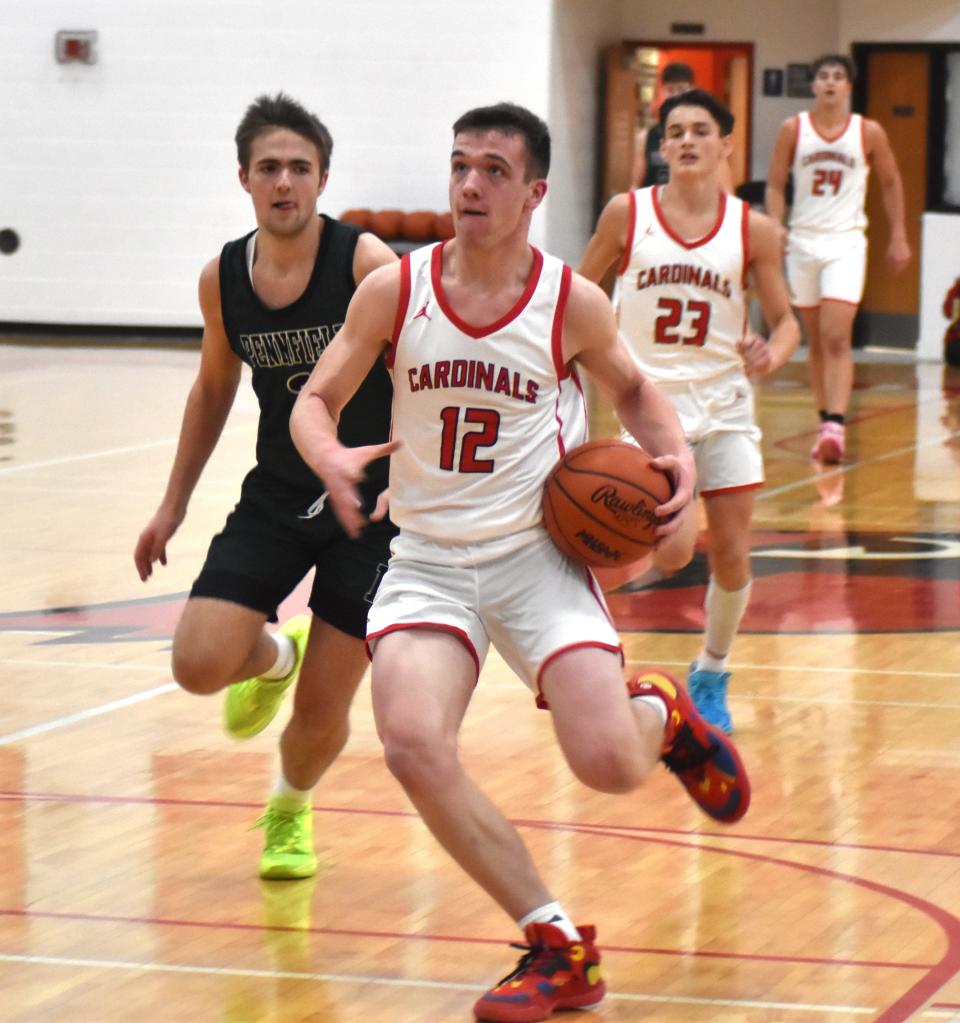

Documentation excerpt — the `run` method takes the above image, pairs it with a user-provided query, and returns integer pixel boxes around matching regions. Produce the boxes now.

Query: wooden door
[601,43,640,204]
[726,54,750,188]
[861,50,928,316]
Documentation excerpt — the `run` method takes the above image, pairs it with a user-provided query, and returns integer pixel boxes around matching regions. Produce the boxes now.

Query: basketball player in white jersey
[578,89,799,735]
[290,102,751,1023]
[766,54,911,463]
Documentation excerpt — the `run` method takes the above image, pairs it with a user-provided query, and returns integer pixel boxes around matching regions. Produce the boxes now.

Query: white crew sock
[260,631,297,680]
[517,902,581,942]
[697,576,752,671]
[271,773,313,809]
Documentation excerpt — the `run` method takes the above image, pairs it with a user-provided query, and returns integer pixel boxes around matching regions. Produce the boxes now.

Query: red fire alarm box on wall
[55,31,98,65]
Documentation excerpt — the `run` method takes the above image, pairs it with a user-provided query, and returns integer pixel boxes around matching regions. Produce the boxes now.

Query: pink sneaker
[811,422,845,464]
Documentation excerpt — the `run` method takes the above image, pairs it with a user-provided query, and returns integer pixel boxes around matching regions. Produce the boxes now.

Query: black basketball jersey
[219,214,392,504]
[642,124,670,187]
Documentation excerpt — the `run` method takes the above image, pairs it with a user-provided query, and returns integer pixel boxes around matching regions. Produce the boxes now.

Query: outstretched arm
[865,118,912,273]
[134,258,242,581]
[563,275,695,534]
[290,263,401,537]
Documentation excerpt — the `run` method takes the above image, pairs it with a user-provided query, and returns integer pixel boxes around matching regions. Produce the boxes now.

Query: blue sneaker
[688,664,733,734]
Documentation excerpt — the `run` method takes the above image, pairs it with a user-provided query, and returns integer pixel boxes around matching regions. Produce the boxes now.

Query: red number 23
[654,298,711,347]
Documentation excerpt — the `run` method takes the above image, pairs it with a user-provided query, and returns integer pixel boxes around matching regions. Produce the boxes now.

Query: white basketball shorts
[786,228,867,307]
[622,370,763,496]
[366,527,622,700]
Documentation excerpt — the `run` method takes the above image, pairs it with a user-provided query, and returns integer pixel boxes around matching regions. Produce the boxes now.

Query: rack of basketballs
[340,208,454,252]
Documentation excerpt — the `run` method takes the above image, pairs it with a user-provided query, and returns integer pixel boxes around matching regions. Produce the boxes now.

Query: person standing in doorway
[633,61,734,193]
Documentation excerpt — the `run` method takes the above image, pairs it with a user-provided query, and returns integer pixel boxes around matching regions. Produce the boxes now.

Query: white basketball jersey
[789,112,869,233]
[615,186,748,384]
[387,242,588,543]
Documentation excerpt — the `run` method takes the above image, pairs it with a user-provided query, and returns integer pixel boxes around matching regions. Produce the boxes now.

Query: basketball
[433,211,455,239]
[542,439,673,568]
[401,210,437,242]
[367,208,405,240]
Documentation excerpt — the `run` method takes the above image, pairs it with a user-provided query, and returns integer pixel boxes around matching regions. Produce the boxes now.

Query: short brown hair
[452,102,551,180]
[234,93,333,173]
[811,54,856,82]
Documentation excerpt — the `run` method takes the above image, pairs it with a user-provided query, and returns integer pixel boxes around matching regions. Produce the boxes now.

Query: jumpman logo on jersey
[637,223,655,244]
[413,302,431,322]
[299,491,329,519]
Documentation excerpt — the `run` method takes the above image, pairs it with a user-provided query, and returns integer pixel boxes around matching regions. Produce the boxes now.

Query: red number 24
[812,168,843,195]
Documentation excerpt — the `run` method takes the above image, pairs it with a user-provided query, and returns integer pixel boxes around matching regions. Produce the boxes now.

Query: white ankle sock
[517,902,580,942]
[260,631,296,680]
[271,774,312,808]
[630,694,668,724]
[699,576,752,671]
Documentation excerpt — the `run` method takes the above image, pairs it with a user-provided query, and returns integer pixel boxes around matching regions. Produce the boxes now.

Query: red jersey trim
[388,253,413,369]
[740,199,750,292]
[551,264,573,380]
[809,111,853,144]
[616,190,638,277]
[534,640,624,709]
[789,114,800,166]
[700,480,763,498]
[652,186,728,250]
[366,622,481,681]
[431,241,545,339]
[552,365,587,460]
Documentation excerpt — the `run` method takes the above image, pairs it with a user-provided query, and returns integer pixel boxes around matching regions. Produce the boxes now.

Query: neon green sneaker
[255,797,318,880]
[224,615,311,739]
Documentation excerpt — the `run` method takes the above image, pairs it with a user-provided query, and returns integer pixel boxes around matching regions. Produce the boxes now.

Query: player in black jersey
[134,93,398,880]
[631,62,733,193]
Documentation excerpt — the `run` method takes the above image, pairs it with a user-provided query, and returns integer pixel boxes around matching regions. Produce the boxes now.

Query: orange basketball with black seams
[542,439,673,568]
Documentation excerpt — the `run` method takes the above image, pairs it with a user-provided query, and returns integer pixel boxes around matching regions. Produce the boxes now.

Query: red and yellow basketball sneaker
[628,669,750,824]
[473,923,605,1023]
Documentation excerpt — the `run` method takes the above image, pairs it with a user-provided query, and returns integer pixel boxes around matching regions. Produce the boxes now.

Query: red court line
[528,822,960,1023]
[4,790,960,861]
[0,907,928,974]
[4,789,959,1018]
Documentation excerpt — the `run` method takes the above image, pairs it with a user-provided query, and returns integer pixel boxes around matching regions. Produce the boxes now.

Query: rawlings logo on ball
[590,485,660,529]
[542,439,670,568]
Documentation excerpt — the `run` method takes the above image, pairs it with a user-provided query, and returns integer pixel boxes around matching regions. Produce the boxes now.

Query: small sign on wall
[762,68,784,97]
[786,63,814,98]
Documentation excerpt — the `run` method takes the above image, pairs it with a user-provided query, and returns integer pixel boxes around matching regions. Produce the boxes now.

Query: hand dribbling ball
[542,439,674,568]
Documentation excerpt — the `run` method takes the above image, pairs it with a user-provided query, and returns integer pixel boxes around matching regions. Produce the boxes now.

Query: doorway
[853,44,932,347]
[600,41,754,210]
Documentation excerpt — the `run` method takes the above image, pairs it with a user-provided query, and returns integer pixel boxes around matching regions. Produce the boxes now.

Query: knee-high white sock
[698,576,752,672]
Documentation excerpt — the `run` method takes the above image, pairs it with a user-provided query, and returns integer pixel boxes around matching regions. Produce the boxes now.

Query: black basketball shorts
[189,486,396,639]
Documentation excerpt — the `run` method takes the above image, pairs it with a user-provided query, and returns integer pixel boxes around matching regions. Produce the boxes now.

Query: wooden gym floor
[1,339,959,1022]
